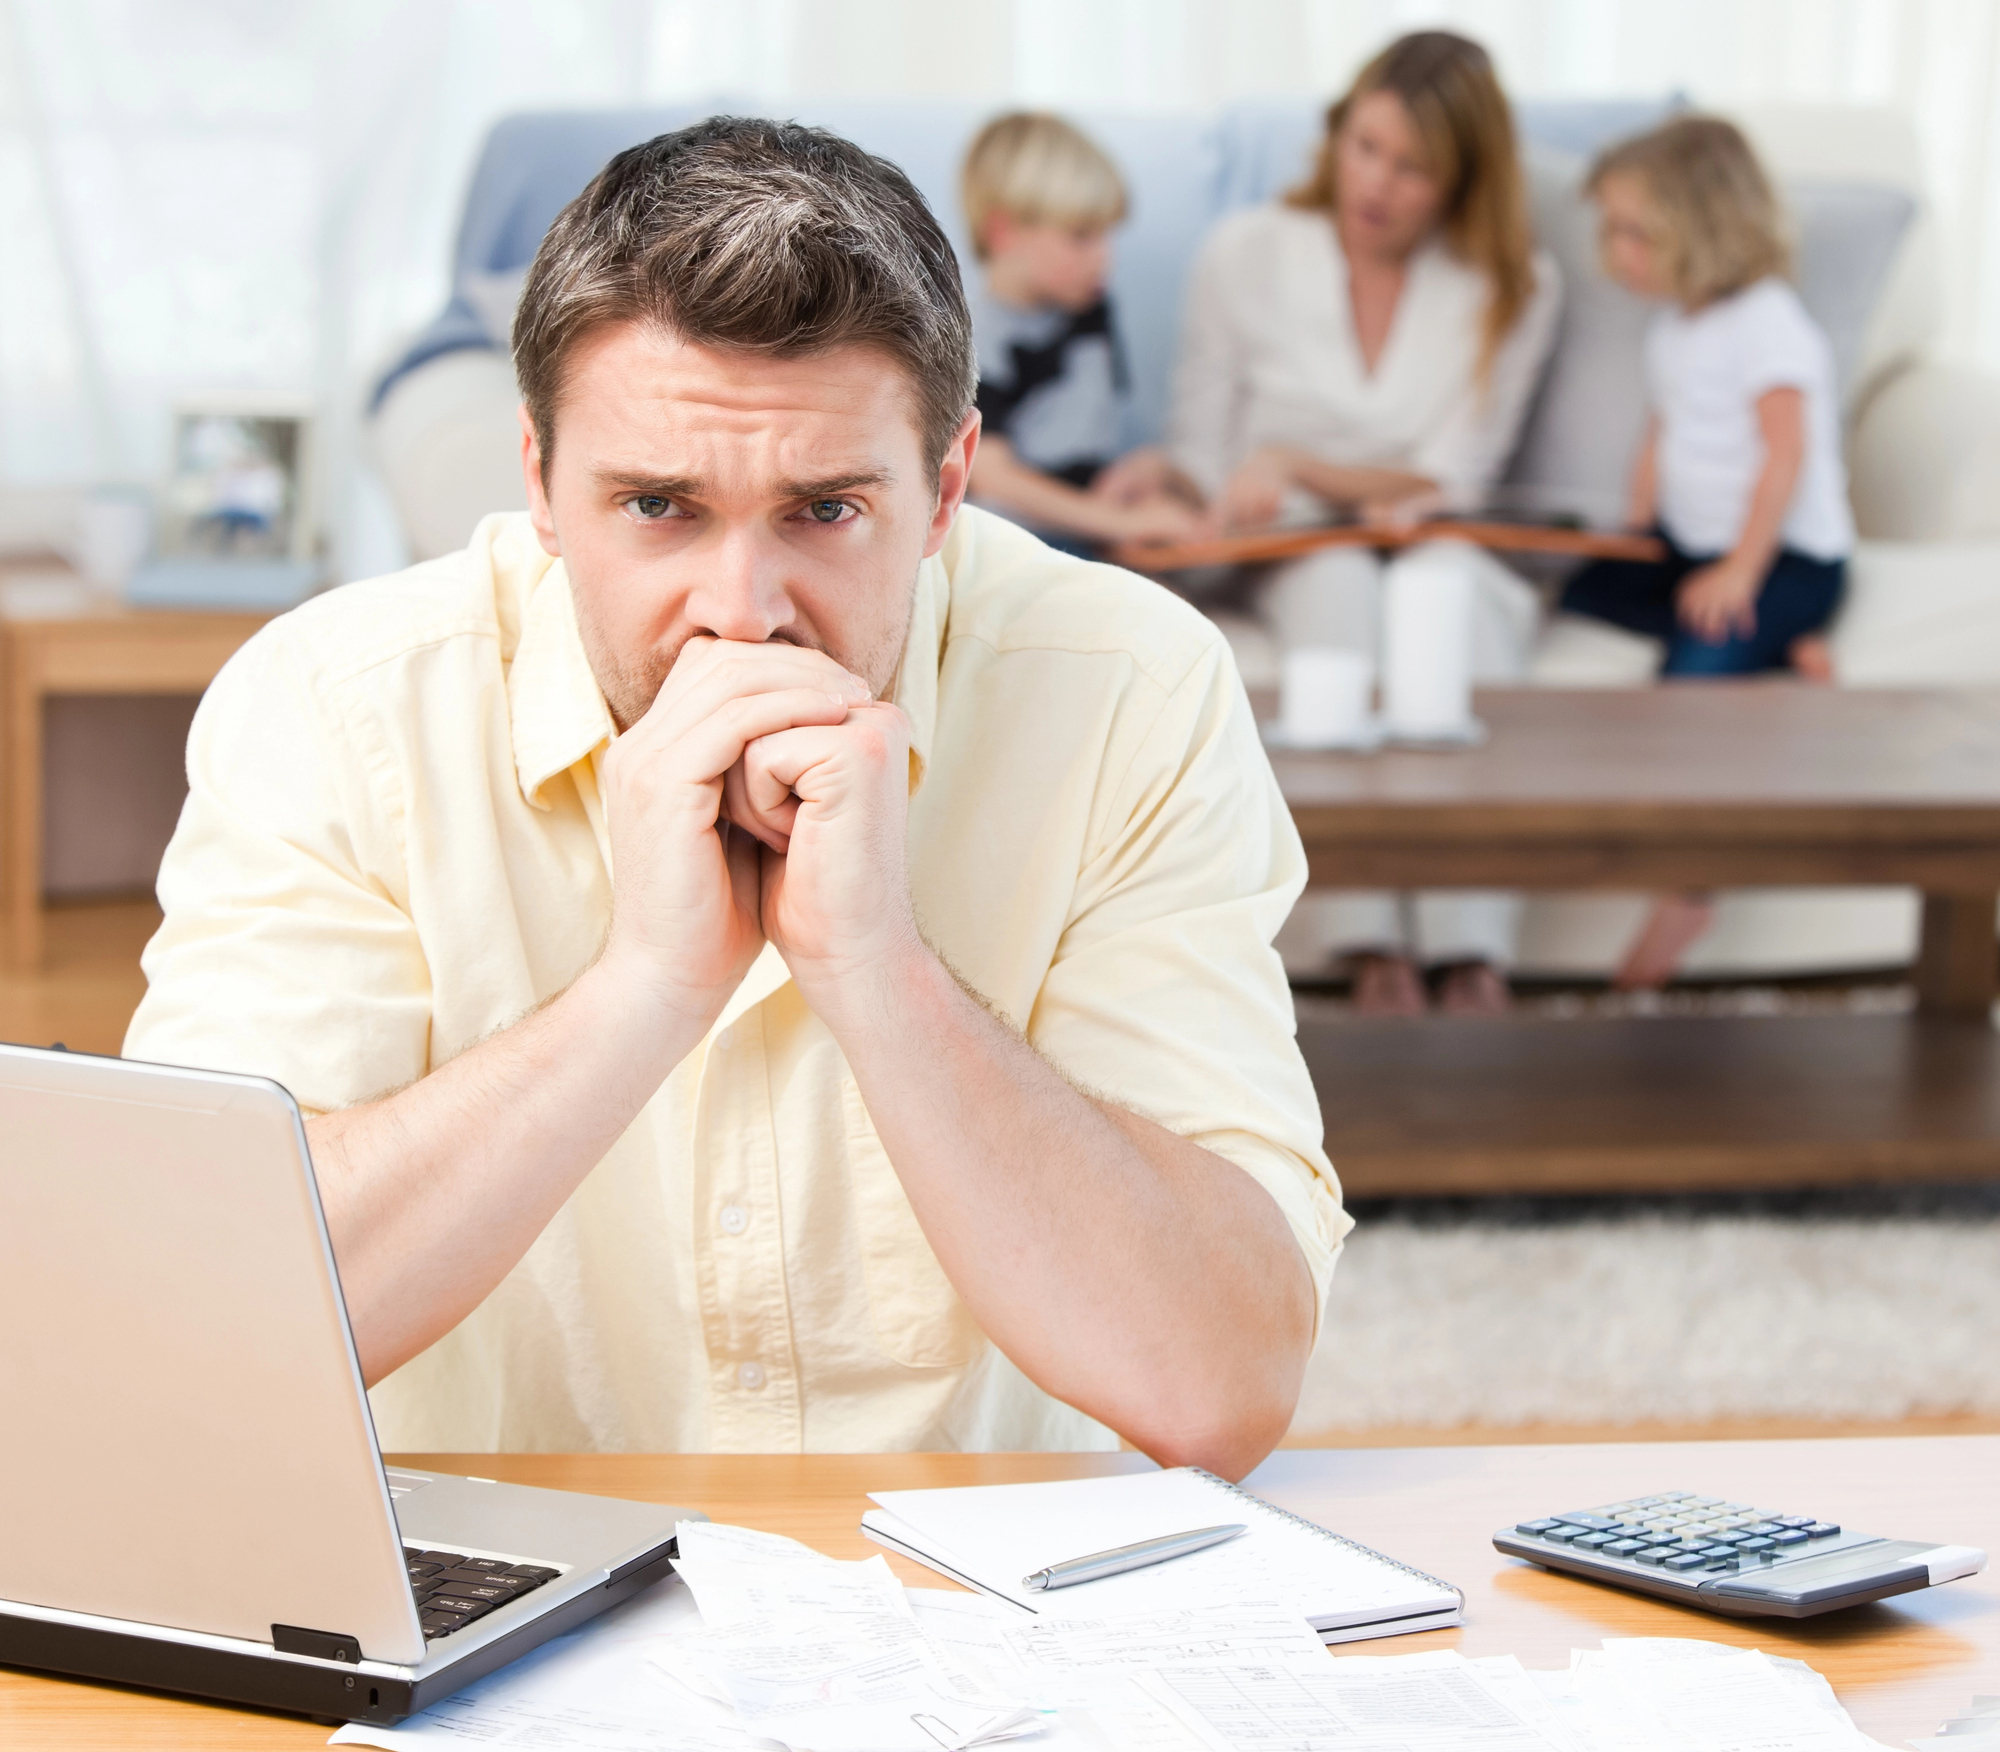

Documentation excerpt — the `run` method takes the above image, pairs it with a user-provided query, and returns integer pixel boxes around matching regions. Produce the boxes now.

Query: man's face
[523,324,975,729]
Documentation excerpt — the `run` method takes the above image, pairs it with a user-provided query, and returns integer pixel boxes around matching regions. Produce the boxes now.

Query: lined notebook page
[866,1467,1457,1629]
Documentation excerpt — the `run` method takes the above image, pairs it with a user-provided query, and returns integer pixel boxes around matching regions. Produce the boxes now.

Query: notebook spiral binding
[1188,1468,1461,1598]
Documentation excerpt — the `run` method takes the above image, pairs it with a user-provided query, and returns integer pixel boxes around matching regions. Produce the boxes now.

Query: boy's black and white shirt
[969,282,1128,488]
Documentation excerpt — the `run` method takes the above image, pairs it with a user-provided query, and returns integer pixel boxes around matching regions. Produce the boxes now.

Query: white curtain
[1,0,1998,576]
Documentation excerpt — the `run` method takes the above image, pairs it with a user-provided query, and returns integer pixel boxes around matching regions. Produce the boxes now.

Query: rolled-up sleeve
[1023,625,1351,1333]
[124,623,433,1113]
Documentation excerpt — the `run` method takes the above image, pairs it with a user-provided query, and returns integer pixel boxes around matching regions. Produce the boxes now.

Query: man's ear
[923,408,981,559]
[520,405,561,557]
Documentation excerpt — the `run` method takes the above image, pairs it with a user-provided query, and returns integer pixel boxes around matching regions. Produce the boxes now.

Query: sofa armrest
[370,348,527,561]
[1849,359,2000,541]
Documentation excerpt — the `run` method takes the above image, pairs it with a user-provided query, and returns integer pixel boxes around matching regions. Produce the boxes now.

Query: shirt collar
[508,560,615,811]
[887,549,947,795]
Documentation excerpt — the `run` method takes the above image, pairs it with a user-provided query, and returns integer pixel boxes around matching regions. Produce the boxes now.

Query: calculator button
[1573,1532,1617,1549]
[1541,1525,1584,1542]
[1774,1515,1814,1529]
[1516,1519,1563,1535]
[1739,1522,1782,1537]
[1737,1536,1776,1553]
[1664,1552,1708,1571]
[1770,1529,1810,1547]
[1554,1514,1620,1532]
[1805,1522,1840,1538]
[1605,1539,1647,1556]
[1633,1547,1676,1565]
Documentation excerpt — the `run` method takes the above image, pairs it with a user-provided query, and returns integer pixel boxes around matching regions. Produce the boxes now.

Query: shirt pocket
[840,1079,983,1370]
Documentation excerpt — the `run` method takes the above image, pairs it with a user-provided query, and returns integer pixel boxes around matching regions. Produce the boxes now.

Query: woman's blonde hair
[1288,30,1534,379]
[1588,117,1790,306]
[961,112,1128,261]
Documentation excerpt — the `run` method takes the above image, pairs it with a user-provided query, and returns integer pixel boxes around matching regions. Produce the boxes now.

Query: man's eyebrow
[775,468,895,498]
[593,470,705,495]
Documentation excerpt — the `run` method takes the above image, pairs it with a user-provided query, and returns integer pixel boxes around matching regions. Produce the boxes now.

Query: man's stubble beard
[573,567,921,733]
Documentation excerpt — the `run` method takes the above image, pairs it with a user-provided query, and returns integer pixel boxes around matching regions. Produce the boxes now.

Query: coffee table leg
[1915,893,1999,1018]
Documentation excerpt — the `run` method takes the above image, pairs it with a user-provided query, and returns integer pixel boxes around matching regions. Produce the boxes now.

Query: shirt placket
[690,999,802,1451]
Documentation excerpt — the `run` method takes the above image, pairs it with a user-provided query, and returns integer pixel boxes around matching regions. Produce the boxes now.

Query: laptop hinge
[271,1623,362,1663]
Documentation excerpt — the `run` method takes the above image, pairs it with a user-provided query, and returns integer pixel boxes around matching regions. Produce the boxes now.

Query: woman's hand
[1676,558,1762,645]
[1090,446,1176,506]
[1104,495,1205,545]
[1358,485,1445,530]
[1218,447,1296,530]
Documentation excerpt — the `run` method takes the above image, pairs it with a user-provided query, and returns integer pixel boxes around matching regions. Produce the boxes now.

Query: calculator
[1493,1490,1986,1618]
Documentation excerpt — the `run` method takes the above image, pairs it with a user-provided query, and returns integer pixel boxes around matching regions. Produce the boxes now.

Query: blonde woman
[1564,117,1852,988]
[1170,30,1561,1014]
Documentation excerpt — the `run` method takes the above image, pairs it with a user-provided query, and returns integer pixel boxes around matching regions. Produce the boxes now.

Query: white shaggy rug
[1288,1209,2000,1436]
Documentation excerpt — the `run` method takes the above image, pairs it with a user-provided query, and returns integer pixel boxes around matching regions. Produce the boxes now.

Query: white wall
[3,0,1999,577]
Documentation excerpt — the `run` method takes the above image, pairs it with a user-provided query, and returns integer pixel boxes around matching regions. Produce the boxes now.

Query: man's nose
[683,523,798,643]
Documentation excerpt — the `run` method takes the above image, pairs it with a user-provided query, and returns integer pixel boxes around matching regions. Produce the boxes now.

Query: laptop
[0,1040,697,1727]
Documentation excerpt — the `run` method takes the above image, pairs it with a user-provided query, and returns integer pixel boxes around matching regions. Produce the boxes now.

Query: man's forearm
[810,942,1316,1479]
[310,954,712,1384]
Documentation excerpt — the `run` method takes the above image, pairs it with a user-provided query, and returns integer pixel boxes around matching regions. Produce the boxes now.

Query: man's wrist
[585,939,739,1054]
[788,928,945,1049]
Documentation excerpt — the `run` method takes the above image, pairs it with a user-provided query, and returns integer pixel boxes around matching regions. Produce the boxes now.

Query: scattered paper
[330,1525,1895,1752]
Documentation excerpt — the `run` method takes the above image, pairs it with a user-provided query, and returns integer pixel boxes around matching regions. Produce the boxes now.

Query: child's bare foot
[1348,952,1428,1016]
[1614,892,1716,990]
[1433,959,1512,1015]
[1788,634,1835,682]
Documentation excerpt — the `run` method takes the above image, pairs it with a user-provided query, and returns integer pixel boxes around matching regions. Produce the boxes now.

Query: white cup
[1280,647,1374,748]
[72,490,153,592]
[1382,550,1475,738]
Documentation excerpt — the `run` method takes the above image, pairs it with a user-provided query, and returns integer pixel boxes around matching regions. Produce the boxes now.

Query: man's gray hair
[514,115,977,478]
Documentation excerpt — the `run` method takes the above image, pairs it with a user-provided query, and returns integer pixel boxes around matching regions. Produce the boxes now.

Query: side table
[0,585,269,968]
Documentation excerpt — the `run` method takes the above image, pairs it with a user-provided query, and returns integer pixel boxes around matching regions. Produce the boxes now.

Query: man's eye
[806,499,854,524]
[628,495,678,520]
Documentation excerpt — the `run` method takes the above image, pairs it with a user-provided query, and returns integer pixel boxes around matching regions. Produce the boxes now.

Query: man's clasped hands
[599,633,917,1036]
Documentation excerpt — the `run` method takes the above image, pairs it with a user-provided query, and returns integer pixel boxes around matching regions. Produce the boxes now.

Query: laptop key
[421,1611,470,1638]
[417,1551,468,1567]
[452,1557,518,1575]
[406,1561,444,1578]
[428,1594,496,1620]
[436,1580,519,1605]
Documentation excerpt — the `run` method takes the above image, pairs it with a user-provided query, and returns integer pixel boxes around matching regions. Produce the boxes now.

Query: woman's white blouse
[1169,203,1562,500]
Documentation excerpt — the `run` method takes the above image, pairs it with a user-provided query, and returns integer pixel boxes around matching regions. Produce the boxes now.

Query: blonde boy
[961,112,1198,552]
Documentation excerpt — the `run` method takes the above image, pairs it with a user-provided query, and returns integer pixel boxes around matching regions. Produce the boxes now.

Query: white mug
[73,490,153,593]
[1382,551,1475,738]
[1280,647,1374,748]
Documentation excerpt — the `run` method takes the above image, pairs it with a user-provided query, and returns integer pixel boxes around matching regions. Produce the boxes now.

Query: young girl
[1561,116,1853,985]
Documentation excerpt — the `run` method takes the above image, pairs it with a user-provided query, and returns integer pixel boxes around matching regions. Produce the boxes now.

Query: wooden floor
[1303,1011,2000,1196]
[10,901,1997,1449]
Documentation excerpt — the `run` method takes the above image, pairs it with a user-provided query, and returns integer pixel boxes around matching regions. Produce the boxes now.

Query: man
[127,118,1347,1479]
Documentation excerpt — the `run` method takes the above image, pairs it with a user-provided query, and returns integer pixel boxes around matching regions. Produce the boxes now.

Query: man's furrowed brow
[776,468,896,498]
[594,469,705,496]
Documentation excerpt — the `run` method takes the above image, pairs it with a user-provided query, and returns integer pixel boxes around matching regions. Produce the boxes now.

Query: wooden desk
[1272,685,2000,1194]
[0,597,268,968]
[2,1440,1993,1746]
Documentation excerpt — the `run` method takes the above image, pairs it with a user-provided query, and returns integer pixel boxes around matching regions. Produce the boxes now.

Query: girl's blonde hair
[1289,30,1534,380]
[1588,116,1790,306]
[961,112,1128,261]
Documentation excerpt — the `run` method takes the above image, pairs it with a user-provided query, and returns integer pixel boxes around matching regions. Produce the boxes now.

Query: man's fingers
[743,703,908,799]
[633,642,870,748]
[660,687,859,792]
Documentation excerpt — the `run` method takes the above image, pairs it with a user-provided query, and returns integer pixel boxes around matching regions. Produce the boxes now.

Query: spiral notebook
[862,1466,1461,1645]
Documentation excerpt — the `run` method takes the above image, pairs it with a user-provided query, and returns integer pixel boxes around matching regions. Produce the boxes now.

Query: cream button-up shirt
[126,507,1349,1454]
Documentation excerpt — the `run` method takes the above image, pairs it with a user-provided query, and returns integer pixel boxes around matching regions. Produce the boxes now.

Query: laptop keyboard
[404,1546,563,1640]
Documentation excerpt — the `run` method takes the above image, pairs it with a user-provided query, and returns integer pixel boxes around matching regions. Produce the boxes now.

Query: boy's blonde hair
[961,112,1128,261]
[1589,116,1790,306]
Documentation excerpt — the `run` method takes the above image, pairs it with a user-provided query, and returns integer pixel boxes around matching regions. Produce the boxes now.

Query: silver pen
[1021,1523,1248,1591]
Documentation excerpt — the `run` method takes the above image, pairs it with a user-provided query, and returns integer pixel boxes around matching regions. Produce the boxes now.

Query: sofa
[371,96,2000,980]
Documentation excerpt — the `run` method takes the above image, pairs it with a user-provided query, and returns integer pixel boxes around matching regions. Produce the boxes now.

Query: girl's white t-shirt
[1646,276,1854,562]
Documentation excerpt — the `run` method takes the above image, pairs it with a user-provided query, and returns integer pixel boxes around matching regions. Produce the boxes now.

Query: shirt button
[718,1203,749,1236]
[737,1361,766,1391]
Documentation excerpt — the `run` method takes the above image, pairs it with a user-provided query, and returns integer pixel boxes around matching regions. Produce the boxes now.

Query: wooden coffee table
[1273,685,2000,1195]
